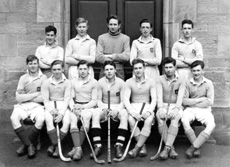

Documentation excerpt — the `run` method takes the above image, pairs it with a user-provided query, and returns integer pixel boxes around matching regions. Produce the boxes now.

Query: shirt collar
[74,34,91,41]
[78,74,91,84]
[26,69,43,78]
[133,74,148,83]
[178,37,196,44]
[189,76,208,85]
[49,74,67,85]
[137,35,155,44]
[44,40,58,48]
[164,72,179,82]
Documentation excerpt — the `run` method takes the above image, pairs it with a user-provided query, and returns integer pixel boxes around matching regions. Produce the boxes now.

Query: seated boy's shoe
[138,144,147,157]
[52,146,59,158]
[185,145,196,159]
[115,145,123,158]
[73,147,83,161]
[169,146,178,159]
[68,147,76,158]
[159,146,171,160]
[16,145,27,156]
[27,144,36,159]
[47,145,55,156]
[128,145,141,158]
[90,145,102,159]
[193,148,201,158]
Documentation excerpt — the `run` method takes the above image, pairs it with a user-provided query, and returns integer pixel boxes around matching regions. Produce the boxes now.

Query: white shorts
[12,102,44,122]
[183,107,215,124]
[129,103,153,115]
[47,101,70,115]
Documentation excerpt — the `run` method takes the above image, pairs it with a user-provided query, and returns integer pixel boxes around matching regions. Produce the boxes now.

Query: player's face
[51,64,64,79]
[45,31,56,45]
[27,59,39,74]
[104,65,116,79]
[76,22,88,37]
[133,63,145,78]
[182,23,193,39]
[164,63,176,77]
[108,19,120,34]
[78,64,89,79]
[140,22,152,37]
[192,65,204,80]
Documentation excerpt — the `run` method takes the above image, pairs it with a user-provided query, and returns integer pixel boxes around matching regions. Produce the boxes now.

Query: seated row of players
[10,55,215,162]
[36,15,203,82]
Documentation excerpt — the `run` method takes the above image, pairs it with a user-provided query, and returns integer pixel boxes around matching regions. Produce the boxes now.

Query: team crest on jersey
[175,89,178,94]
[192,49,196,55]
[116,92,120,96]
[150,48,154,53]
[37,87,41,92]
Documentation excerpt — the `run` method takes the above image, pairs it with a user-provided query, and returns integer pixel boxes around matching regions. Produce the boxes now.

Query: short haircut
[51,60,64,68]
[107,15,121,25]
[190,60,205,69]
[45,25,57,35]
[132,58,145,67]
[162,57,176,67]
[182,19,194,28]
[26,55,39,64]
[75,17,88,26]
[77,60,89,68]
[139,19,152,28]
[103,60,116,69]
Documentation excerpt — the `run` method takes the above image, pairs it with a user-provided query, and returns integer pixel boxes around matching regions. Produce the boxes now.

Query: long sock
[185,128,196,144]
[80,126,88,146]
[136,134,148,147]
[15,126,31,146]
[158,124,168,144]
[47,129,57,145]
[193,131,209,148]
[29,125,40,145]
[71,128,80,147]
[91,128,102,147]
[165,125,178,147]
[116,129,128,146]
[60,130,67,141]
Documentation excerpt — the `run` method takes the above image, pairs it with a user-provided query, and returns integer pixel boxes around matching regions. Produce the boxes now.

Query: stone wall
[0,0,70,110]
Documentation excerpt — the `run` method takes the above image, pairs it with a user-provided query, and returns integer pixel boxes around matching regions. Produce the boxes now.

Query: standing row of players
[10,14,215,162]
[11,56,215,162]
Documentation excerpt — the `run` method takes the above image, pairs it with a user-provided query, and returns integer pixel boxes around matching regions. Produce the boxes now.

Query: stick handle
[107,90,111,163]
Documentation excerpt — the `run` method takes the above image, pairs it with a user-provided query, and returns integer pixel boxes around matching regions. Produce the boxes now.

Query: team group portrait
[0,0,230,167]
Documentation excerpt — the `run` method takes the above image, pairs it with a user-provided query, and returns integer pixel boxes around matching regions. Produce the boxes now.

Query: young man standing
[35,25,64,77]
[171,20,203,80]
[124,58,156,158]
[10,55,47,158]
[130,19,162,79]
[96,15,130,80]
[41,60,71,158]
[90,61,128,158]
[156,57,185,160]
[65,17,96,80]
[67,60,97,161]
[182,60,215,159]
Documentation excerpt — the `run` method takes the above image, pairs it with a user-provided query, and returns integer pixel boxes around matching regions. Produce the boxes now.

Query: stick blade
[95,159,105,164]
[113,156,125,162]
[150,154,159,161]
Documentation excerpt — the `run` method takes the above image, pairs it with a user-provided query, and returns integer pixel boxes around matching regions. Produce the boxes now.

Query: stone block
[173,0,197,23]
[6,13,36,23]
[0,0,35,13]
[1,57,25,68]
[206,58,230,68]
[219,0,230,13]
[197,0,218,14]
[0,23,26,34]
[37,0,63,22]
[208,23,230,36]
[0,34,17,57]
[197,14,230,24]
[0,14,6,23]
[64,0,70,24]
[18,45,38,57]
[217,35,230,58]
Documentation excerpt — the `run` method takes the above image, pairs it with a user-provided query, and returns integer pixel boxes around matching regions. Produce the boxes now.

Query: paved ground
[0,126,230,167]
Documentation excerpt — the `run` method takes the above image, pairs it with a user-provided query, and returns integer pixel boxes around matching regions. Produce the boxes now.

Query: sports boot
[52,146,59,158]
[115,145,123,158]
[159,146,171,160]
[169,146,178,159]
[68,147,76,158]
[27,144,36,158]
[16,145,27,157]
[73,147,83,161]
[128,145,141,158]
[185,145,196,159]
[138,144,147,157]
[90,145,102,159]
[193,148,201,158]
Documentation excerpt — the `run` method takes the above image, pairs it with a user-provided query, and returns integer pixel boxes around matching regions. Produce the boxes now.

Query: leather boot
[90,145,102,159]
[159,146,171,160]
[47,145,55,156]
[128,145,141,158]
[138,144,147,157]
[68,147,76,158]
[52,146,59,158]
[193,148,201,157]
[27,144,36,159]
[73,147,83,161]
[16,145,27,157]
[115,145,123,158]
[185,145,196,159]
[169,146,178,159]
